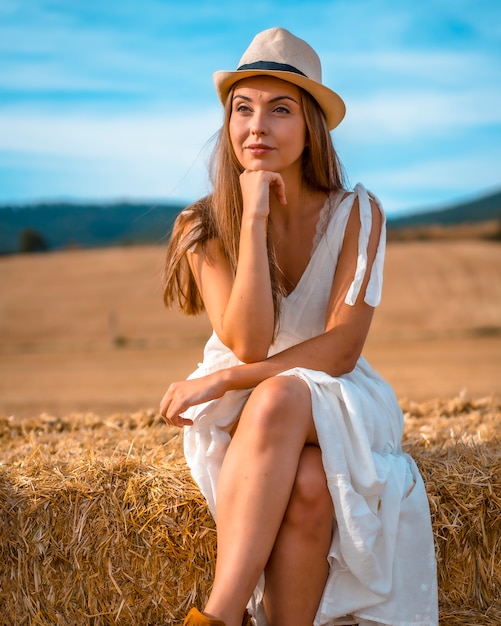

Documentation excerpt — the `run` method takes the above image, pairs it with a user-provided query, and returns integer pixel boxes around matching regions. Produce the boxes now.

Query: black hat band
[237,60,307,77]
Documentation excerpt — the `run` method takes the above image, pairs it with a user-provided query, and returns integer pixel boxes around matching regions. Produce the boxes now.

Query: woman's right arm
[188,170,286,362]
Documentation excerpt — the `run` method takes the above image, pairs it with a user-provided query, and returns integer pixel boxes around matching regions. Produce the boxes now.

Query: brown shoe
[183,608,253,626]
[183,608,225,626]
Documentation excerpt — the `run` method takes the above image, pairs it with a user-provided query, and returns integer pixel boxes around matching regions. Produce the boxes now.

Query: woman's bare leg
[263,444,333,626]
[203,376,318,626]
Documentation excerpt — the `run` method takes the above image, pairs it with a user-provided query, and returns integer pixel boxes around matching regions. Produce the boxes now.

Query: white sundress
[182,184,438,626]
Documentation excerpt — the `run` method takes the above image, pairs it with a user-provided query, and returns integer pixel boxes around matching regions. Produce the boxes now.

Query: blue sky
[1,0,500,216]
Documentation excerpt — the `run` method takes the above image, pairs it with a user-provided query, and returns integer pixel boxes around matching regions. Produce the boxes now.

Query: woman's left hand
[159,370,228,427]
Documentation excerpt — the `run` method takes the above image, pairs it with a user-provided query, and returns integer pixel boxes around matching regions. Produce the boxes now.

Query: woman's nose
[251,111,268,136]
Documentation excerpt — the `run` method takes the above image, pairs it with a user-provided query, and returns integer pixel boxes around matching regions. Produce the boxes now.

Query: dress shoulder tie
[344,183,386,307]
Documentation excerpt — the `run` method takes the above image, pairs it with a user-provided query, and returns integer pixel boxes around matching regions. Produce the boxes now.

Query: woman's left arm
[161,197,382,423]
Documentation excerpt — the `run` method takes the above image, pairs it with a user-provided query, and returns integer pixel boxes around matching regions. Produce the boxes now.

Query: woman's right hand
[239,169,287,221]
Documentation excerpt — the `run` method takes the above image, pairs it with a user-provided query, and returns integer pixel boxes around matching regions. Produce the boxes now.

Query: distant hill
[1,186,500,254]
[0,201,185,254]
[387,188,501,229]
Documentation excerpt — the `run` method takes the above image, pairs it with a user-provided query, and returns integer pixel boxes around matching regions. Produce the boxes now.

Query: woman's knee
[284,445,333,535]
[242,376,312,433]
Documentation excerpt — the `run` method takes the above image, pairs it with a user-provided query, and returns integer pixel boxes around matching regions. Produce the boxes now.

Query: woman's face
[229,76,307,176]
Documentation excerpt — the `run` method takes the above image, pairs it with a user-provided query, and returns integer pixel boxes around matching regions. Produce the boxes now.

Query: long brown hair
[163,84,346,326]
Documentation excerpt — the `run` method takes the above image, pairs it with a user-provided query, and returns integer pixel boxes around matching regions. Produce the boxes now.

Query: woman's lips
[245,144,274,155]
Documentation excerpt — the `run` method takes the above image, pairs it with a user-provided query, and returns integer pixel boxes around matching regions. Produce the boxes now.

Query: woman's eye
[273,106,291,114]
[235,103,251,113]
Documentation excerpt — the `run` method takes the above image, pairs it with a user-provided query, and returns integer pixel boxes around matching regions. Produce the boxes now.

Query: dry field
[0,239,500,416]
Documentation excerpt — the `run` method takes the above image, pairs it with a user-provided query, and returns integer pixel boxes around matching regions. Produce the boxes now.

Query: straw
[0,396,499,625]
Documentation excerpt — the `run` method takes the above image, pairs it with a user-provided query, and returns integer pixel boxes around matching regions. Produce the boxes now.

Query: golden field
[0,239,499,416]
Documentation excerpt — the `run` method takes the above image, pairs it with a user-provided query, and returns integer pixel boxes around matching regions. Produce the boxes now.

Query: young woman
[160,27,438,626]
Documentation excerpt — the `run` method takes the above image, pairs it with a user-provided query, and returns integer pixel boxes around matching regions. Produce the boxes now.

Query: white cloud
[335,87,501,146]
[327,48,501,86]
[0,107,222,202]
[0,108,221,159]
[359,144,501,214]
[377,148,501,192]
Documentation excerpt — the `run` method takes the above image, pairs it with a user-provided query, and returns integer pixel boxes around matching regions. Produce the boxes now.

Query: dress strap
[344,183,386,307]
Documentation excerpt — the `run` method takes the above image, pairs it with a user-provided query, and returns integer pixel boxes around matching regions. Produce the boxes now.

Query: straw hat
[213,27,346,130]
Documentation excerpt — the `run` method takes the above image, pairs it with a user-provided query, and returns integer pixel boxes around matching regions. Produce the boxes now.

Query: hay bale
[0,411,215,625]
[0,397,500,625]
[402,396,501,625]
[407,442,501,625]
